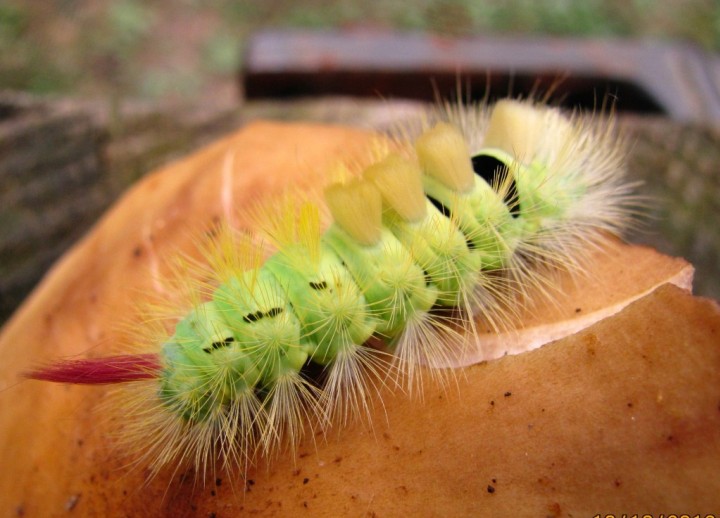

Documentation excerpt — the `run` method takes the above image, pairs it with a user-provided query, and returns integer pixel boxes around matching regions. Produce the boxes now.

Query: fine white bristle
[37,95,637,489]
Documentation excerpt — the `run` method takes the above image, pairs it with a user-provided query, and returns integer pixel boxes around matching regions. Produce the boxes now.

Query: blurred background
[2,0,719,101]
[1,0,720,321]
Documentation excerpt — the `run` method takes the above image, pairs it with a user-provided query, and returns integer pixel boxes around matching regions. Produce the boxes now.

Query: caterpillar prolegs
[27,99,634,479]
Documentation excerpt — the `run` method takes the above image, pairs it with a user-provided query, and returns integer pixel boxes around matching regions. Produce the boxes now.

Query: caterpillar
[26,98,634,482]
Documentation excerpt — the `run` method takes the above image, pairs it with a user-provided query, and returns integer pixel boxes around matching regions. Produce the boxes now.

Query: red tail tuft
[26,354,162,384]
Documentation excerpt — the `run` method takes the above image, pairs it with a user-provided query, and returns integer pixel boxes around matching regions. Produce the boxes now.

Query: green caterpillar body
[156,99,631,465]
[29,99,633,478]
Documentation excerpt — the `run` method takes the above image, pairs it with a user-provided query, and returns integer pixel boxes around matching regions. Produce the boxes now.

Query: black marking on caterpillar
[25,98,636,484]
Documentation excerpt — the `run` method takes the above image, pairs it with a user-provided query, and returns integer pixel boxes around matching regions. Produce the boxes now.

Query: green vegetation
[1,0,718,99]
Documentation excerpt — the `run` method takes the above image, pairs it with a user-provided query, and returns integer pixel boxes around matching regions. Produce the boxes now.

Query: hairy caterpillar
[26,98,634,482]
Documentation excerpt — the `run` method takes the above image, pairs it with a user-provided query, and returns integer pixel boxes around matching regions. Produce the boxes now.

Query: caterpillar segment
[26,99,632,479]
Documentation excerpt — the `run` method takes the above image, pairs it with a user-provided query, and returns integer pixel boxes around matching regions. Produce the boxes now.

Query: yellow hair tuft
[483,99,544,164]
[363,153,427,223]
[415,122,474,193]
[297,201,322,264]
[324,177,382,246]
